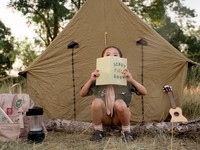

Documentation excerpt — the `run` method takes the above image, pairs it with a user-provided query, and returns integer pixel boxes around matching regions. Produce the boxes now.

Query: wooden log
[131,119,200,136]
[44,119,94,134]
[44,119,200,137]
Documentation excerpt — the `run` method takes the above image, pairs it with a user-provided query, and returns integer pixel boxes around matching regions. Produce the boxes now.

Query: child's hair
[101,46,123,57]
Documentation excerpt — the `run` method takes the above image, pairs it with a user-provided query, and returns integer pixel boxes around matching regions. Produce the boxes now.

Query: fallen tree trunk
[44,119,200,137]
[131,119,200,136]
[44,119,94,134]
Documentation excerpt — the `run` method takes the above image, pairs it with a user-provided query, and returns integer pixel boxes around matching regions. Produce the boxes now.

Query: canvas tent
[19,0,199,124]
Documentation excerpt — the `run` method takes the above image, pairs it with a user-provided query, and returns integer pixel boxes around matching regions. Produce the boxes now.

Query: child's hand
[90,70,100,81]
[123,69,147,95]
[123,69,133,82]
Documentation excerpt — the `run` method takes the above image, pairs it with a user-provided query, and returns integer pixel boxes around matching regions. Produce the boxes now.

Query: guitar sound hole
[174,112,180,116]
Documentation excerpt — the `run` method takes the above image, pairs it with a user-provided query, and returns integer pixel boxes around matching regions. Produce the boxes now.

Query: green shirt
[84,82,141,107]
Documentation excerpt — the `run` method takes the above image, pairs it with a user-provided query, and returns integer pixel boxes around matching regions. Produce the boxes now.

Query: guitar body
[169,107,188,122]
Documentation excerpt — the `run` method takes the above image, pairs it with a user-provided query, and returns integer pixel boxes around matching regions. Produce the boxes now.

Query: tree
[9,0,75,47]
[0,20,15,77]
[15,38,38,69]
[126,0,200,60]
[71,0,86,10]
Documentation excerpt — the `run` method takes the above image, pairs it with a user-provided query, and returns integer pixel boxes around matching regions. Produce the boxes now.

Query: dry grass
[0,131,199,150]
[182,86,200,120]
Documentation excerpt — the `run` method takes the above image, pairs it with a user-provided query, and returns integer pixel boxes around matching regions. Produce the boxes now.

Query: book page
[96,56,127,86]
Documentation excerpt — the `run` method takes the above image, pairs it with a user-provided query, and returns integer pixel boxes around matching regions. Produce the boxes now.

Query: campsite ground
[0,82,200,149]
[0,131,199,150]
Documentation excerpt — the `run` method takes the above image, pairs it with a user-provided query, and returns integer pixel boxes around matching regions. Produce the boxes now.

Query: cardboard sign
[96,56,127,86]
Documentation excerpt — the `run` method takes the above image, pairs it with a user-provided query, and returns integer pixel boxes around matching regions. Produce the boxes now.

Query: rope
[68,41,79,120]
[136,38,148,123]
[71,48,76,120]
[141,45,144,122]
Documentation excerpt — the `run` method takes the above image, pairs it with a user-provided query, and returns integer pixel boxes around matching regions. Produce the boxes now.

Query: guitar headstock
[163,85,172,93]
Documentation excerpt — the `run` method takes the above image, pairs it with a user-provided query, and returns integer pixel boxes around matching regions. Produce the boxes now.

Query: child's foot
[90,130,104,141]
[121,131,134,142]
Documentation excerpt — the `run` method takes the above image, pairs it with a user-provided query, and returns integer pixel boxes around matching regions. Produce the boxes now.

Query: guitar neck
[167,92,177,109]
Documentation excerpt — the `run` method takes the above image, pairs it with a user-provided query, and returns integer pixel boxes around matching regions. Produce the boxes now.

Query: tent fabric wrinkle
[19,0,199,123]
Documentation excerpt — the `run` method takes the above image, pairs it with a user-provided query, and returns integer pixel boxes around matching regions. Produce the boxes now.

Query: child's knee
[114,99,127,112]
[91,98,104,110]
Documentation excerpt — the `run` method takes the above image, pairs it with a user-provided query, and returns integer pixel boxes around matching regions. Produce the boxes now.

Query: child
[80,46,147,142]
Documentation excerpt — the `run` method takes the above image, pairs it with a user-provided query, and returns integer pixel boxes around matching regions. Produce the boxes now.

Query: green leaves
[9,0,73,47]
[0,20,15,77]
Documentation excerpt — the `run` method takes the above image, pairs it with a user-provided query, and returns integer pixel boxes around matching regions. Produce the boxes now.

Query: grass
[0,79,200,149]
[0,131,199,150]
[182,86,200,120]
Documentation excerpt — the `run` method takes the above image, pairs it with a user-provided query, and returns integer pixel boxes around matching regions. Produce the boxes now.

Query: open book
[96,56,127,86]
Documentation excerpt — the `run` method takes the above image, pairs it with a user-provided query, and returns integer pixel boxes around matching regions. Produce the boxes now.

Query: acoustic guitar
[163,85,188,123]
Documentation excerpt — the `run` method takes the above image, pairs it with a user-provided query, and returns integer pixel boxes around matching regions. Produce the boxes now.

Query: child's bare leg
[91,98,105,131]
[90,98,111,141]
[113,99,134,142]
[113,100,130,131]
[91,98,112,129]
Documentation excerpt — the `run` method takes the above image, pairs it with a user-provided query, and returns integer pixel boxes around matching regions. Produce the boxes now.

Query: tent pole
[68,41,79,120]
[136,38,148,123]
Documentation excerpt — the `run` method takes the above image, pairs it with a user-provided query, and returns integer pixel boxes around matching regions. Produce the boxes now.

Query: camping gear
[19,0,200,123]
[0,83,34,141]
[26,106,45,143]
[163,85,188,122]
